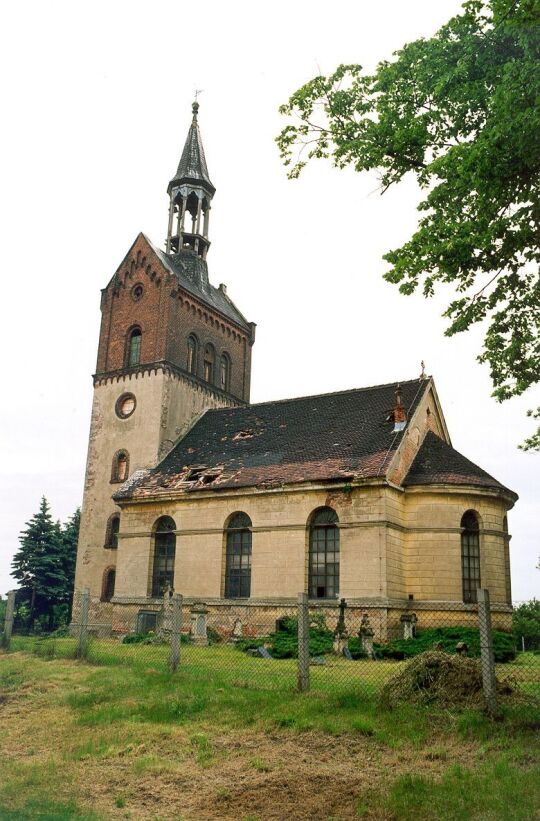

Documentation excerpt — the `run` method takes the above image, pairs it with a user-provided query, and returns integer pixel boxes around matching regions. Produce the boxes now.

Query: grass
[0,642,539,819]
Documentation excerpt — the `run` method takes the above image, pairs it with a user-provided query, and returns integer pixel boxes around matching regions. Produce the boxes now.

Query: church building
[73,103,517,639]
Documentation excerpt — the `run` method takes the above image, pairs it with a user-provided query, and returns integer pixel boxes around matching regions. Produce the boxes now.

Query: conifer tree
[11,497,65,626]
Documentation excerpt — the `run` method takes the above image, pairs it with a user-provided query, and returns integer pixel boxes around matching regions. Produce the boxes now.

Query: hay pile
[380,651,512,709]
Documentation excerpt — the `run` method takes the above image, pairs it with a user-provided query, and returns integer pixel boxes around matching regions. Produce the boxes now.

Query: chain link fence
[2,589,539,716]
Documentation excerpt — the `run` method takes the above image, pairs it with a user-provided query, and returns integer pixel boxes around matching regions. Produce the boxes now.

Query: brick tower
[72,102,255,629]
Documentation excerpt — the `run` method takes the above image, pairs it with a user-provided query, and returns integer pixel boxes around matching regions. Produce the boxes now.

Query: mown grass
[1,643,539,819]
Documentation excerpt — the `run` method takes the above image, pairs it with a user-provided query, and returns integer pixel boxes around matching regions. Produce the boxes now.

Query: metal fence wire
[2,589,539,717]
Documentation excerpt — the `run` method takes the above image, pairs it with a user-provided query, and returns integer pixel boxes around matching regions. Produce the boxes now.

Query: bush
[378,626,516,663]
[238,613,334,659]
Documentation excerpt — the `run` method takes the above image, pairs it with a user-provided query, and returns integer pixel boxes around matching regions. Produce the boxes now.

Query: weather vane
[194,88,204,101]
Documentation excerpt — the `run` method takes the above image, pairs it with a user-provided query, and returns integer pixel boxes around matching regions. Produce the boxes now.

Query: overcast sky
[0,0,538,601]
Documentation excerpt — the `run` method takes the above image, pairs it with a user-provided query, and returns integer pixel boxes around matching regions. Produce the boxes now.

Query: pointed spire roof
[168,102,215,196]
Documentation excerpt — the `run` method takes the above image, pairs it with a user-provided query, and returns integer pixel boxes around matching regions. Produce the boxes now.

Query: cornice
[93,359,246,406]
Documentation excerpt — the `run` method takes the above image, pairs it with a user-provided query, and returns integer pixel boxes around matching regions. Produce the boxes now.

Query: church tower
[73,103,255,628]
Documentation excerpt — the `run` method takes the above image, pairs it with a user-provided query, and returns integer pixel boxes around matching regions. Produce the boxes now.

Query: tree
[11,498,80,630]
[277,0,540,447]
[513,599,540,650]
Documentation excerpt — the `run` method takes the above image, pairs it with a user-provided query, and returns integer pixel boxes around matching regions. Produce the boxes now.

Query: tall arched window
[503,515,512,606]
[101,567,116,602]
[151,516,176,597]
[461,510,481,603]
[187,334,198,374]
[225,512,252,598]
[126,327,142,366]
[220,353,230,392]
[203,343,215,383]
[111,450,129,483]
[104,513,120,549]
[309,507,339,599]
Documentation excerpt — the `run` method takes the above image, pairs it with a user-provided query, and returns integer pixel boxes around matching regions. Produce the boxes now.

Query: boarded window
[309,507,339,599]
[111,451,129,483]
[203,344,215,383]
[220,354,230,391]
[127,328,142,366]
[225,512,252,598]
[187,335,197,374]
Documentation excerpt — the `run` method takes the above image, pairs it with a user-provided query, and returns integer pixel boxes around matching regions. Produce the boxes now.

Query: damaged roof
[403,431,516,498]
[115,378,428,501]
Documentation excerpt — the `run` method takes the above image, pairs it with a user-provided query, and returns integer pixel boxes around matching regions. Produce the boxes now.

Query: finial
[420,360,426,379]
[395,383,402,406]
[192,100,199,118]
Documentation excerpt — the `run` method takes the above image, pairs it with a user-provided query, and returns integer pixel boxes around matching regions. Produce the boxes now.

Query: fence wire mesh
[2,591,539,715]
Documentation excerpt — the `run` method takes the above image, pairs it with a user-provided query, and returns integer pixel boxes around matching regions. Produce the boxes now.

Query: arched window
[503,515,512,606]
[461,510,481,603]
[203,344,215,383]
[104,514,120,549]
[220,353,230,392]
[101,567,116,602]
[225,512,252,598]
[151,516,176,597]
[187,334,198,374]
[126,327,142,366]
[309,507,339,599]
[111,450,129,483]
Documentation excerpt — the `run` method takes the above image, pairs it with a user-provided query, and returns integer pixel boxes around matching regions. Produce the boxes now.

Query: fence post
[1,590,17,650]
[170,593,183,672]
[297,592,310,692]
[477,588,497,717]
[77,588,90,660]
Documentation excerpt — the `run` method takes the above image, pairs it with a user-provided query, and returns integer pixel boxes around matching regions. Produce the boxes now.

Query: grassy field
[0,641,539,820]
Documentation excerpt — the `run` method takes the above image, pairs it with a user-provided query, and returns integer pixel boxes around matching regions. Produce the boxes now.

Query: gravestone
[359,612,375,660]
[400,612,417,640]
[343,647,353,661]
[190,601,209,646]
[231,618,243,644]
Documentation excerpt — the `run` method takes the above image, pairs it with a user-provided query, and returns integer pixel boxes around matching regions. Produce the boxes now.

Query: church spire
[166,102,215,258]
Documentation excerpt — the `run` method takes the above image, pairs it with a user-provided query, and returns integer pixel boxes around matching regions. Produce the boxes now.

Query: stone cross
[333,597,349,655]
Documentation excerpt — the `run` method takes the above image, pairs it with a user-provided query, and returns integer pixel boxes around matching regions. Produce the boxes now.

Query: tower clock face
[116,393,136,419]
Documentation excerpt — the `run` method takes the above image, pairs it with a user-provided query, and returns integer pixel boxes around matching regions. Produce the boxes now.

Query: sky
[0,0,538,601]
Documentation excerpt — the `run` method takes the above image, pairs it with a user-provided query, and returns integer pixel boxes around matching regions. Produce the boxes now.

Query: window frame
[224,512,252,599]
[101,567,116,602]
[104,513,120,549]
[308,507,340,600]
[219,352,230,392]
[203,343,215,384]
[187,334,198,375]
[461,510,481,604]
[151,516,176,598]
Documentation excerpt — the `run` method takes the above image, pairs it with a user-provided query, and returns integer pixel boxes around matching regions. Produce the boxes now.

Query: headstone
[359,612,375,660]
[342,647,353,661]
[400,612,417,640]
[231,618,243,643]
[310,656,326,665]
[455,641,468,656]
[257,646,273,659]
[189,601,209,646]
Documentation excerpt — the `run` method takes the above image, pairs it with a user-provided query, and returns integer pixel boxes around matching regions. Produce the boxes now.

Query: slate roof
[403,431,516,498]
[147,238,251,331]
[168,104,215,196]
[115,378,429,501]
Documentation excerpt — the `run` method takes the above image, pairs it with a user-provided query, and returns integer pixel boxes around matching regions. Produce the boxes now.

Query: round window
[131,283,144,302]
[116,393,136,419]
